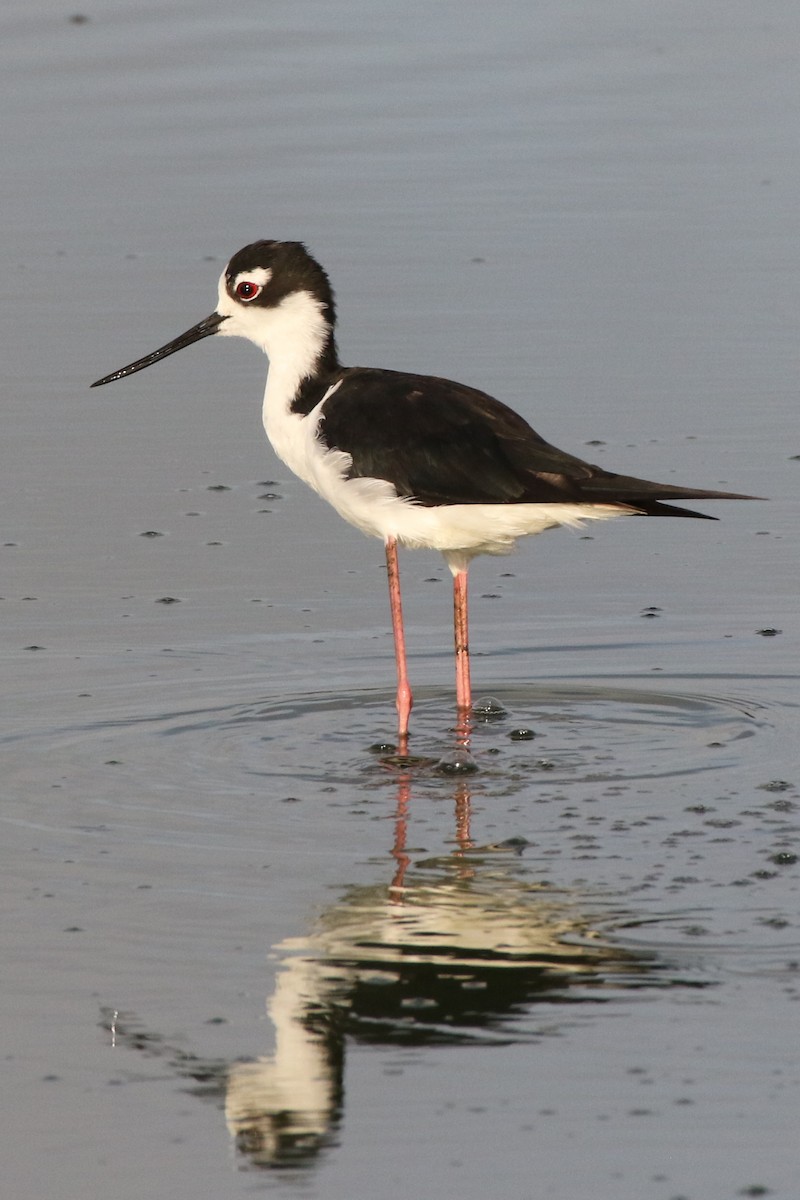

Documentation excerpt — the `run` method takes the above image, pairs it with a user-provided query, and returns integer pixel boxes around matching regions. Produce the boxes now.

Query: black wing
[318,368,753,514]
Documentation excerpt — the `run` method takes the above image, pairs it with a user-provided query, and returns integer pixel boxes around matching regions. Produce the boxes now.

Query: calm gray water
[2,2,798,1197]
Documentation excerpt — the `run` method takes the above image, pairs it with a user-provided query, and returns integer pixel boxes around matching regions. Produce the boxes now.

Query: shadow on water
[100,731,718,1172]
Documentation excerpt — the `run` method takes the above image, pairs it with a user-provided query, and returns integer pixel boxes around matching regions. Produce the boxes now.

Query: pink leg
[453,568,472,717]
[385,537,412,745]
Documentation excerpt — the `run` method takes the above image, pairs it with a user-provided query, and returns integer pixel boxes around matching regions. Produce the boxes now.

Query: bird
[92,240,756,747]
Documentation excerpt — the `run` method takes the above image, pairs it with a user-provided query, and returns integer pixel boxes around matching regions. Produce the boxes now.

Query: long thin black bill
[91,311,228,387]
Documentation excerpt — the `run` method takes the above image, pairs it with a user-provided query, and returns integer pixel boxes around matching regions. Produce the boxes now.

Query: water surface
[2,3,798,1198]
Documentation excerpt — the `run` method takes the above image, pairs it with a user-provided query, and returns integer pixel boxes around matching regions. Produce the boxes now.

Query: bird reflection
[225,750,664,1169]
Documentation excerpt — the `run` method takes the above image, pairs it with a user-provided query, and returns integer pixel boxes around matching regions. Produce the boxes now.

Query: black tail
[579,472,762,519]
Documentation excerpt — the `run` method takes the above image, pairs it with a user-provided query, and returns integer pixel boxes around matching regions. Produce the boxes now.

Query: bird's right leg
[452,566,472,719]
[385,536,412,748]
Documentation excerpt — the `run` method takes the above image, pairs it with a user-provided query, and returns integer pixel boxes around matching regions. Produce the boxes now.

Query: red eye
[235,280,261,301]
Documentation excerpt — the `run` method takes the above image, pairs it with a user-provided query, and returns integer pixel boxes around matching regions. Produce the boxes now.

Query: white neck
[257,291,329,411]
[241,291,331,479]
[216,277,331,414]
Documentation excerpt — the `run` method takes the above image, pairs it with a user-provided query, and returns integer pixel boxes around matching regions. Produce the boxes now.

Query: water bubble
[472,696,508,720]
[435,748,478,775]
[770,852,798,866]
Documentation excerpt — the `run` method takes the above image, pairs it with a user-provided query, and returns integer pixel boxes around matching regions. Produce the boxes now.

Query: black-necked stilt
[92,240,757,745]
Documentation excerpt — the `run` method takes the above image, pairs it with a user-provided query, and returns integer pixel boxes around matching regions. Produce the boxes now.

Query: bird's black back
[318,367,753,515]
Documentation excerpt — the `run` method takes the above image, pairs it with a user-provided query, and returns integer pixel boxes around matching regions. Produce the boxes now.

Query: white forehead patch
[232,266,272,290]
